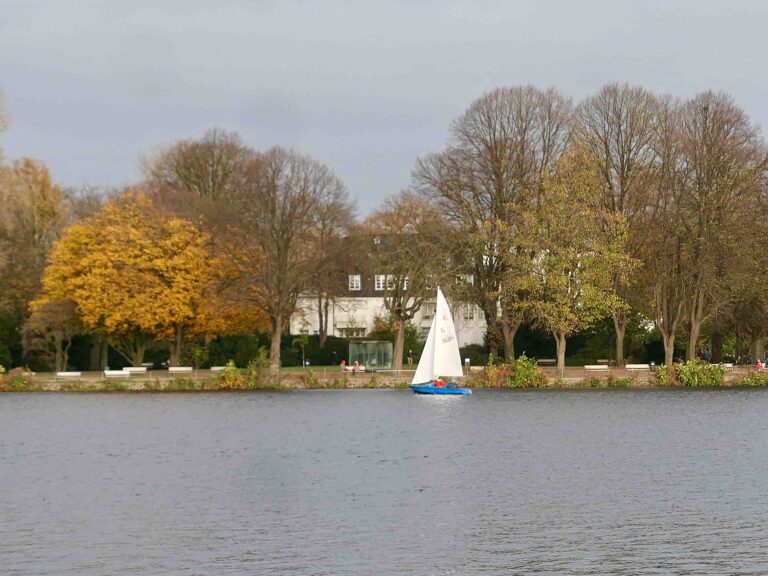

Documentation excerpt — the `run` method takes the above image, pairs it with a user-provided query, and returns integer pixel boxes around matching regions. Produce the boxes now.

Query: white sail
[412,315,436,385]
[411,288,464,384]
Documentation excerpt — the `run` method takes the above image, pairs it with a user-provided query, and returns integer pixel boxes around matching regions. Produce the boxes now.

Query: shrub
[0,368,38,392]
[244,348,271,389]
[164,378,201,392]
[607,376,632,387]
[460,344,488,367]
[583,376,632,388]
[468,354,548,388]
[739,374,768,387]
[190,344,209,368]
[656,360,727,387]
[328,377,347,389]
[303,370,321,388]
[509,354,548,388]
[655,364,677,386]
[218,360,245,389]
[364,375,380,388]
[103,380,130,392]
[482,363,512,387]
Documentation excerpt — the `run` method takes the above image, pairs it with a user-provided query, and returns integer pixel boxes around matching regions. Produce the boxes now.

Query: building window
[422,302,436,320]
[463,304,476,320]
[456,274,475,285]
[339,327,366,338]
[374,275,404,291]
[375,274,395,291]
[348,274,361,291]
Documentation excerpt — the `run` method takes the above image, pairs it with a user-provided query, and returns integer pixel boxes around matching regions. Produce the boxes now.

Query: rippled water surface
[2,389,768,574]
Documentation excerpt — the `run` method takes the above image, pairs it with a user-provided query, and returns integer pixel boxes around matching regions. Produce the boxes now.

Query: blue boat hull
[410,384,472,395]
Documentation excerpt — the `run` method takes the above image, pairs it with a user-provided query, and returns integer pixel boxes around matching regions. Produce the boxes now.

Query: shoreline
[0,367,764,392]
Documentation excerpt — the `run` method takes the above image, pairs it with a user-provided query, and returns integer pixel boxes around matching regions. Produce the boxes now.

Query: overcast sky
[2,0,767,215]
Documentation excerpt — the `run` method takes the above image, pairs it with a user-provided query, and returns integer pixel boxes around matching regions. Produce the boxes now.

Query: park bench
[341,364,365,373]
[123,366,148,375]
[210,366,225,372]
[721,363,734,371]
[584,364,610,374]
[55,371,82,380]
[168,366,194,375]
[625,364,651,372]
[537,359,557,367]
[104,369,129,379]
[469,366,485,372]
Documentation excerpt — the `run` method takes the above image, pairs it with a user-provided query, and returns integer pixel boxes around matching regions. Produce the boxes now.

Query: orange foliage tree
[37,190,230,366]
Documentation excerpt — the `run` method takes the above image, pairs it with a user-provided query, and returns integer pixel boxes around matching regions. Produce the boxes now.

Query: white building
[290,273,487,347]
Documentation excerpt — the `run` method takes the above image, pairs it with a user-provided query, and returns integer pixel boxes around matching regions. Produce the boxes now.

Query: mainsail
[411,288,464,384]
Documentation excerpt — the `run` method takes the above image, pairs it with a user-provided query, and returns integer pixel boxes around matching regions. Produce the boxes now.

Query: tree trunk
[501,317,521,362]
[54,334,64,373]
[489,338,499,361]
[686,288,707,361]
[662,330,676,367]
[754,336,766,362]
[687,320,703,362]
[87,335,107,370]
[488,320,503,362]
[612,314,627,367]
[169,324,184,367]
[62,337,71,372]
[655,288,684,367]
[317,294,327,348]
[131,335,147,367]
[393,316,405,371]
[711,332,724,363]
[270,314,283,373]
[554,330,567,377]
[89,338,101,371]
[100,338,109,370]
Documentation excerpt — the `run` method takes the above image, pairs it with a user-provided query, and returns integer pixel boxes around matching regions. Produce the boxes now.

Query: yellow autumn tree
[37,190,219,366]
[185,254,271,343]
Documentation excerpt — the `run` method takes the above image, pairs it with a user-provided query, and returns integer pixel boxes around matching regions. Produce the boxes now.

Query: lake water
[2,389,768,575]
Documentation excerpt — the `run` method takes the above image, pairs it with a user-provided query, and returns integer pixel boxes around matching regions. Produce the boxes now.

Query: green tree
[524,149,633,375]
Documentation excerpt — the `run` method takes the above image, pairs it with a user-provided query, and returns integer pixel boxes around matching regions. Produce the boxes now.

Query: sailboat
[410,287,472,395]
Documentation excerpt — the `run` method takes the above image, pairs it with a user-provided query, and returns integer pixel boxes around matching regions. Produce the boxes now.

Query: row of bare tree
[414,84,768,369]
[2,84,768,373]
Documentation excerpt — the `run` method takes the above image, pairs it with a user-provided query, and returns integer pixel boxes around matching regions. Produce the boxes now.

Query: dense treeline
[0,84,766,375]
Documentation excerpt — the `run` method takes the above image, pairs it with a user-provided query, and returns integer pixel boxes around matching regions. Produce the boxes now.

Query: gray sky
[2,0,767,215]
